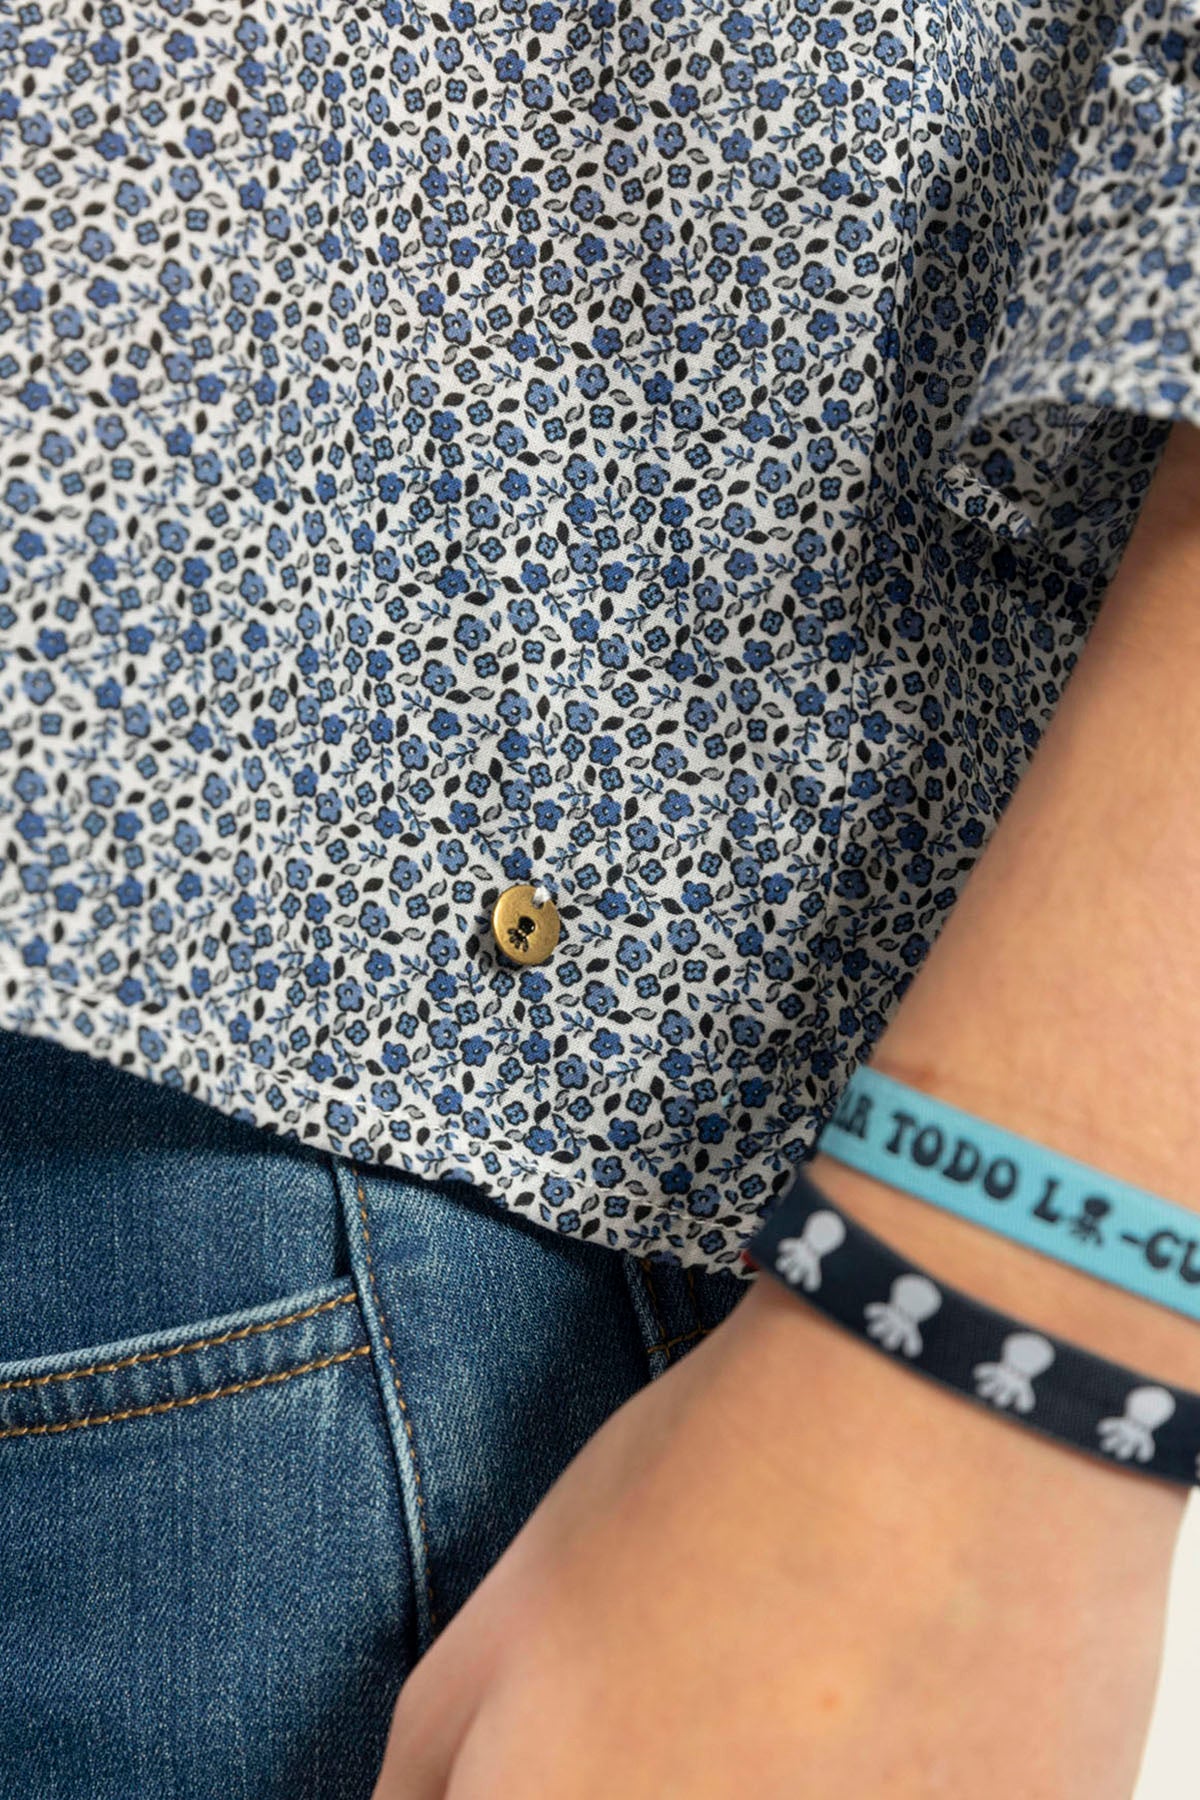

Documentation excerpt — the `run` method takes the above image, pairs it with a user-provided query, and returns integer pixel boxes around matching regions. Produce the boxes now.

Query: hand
[371,1272,1183,1799]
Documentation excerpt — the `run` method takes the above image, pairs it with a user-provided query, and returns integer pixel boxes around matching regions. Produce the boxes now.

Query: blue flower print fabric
[0,0,1194,1274]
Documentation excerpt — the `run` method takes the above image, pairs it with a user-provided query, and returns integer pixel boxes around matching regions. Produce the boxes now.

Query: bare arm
[790,412,1200,1396]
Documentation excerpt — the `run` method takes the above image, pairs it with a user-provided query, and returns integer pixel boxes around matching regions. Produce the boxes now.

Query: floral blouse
[0,0,1188,1273]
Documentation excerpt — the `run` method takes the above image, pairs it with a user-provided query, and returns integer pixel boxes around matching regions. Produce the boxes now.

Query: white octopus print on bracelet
[743,1163,1200,1487]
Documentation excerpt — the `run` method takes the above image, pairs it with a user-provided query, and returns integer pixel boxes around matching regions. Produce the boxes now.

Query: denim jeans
[0,1030,747,1799]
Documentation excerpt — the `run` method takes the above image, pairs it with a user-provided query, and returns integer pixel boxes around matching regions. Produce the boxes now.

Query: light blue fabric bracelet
[816,1065,1200,1327]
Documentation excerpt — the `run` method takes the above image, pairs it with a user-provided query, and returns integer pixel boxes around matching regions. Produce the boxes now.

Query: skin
[372,416,1200,1797]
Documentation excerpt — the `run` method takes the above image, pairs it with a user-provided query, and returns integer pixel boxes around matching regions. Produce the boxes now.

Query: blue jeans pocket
[0,1277,416,1800]
[0,1035,416,1800]
[0,1275,369,1442]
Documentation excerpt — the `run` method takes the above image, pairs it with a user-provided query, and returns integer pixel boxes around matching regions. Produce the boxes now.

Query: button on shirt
[0,0,1189,1273]
[492,885,561,965]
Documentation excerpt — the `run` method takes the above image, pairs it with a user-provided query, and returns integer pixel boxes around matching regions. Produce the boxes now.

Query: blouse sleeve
[922,0,1200,566]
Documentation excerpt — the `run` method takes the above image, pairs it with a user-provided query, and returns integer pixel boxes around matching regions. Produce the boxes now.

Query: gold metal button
[492,884,560,966]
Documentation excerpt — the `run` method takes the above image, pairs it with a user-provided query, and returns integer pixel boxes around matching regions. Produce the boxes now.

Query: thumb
[371,1621,492,1800]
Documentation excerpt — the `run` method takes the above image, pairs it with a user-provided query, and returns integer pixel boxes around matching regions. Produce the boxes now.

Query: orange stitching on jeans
[0,1344,370,1440]
[355,1175,439,1634]
[641,1260,669,1343]
[683,1265,703,1334]
[0,1290,358,1393]
[642,1326,708,1359]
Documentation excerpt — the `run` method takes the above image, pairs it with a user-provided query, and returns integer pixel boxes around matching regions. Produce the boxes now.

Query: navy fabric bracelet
[743,1163,1200,1489]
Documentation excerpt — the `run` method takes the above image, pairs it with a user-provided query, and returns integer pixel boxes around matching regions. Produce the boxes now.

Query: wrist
[716,1235,1185,1652]
[718,1140,1191,1549]
[707,1257,1182,1800]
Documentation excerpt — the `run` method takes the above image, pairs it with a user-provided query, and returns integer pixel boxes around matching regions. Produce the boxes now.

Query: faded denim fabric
[0,1031,745,1799]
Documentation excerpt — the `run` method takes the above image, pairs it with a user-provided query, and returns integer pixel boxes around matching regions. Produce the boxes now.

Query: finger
[371,1654,480,1800]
